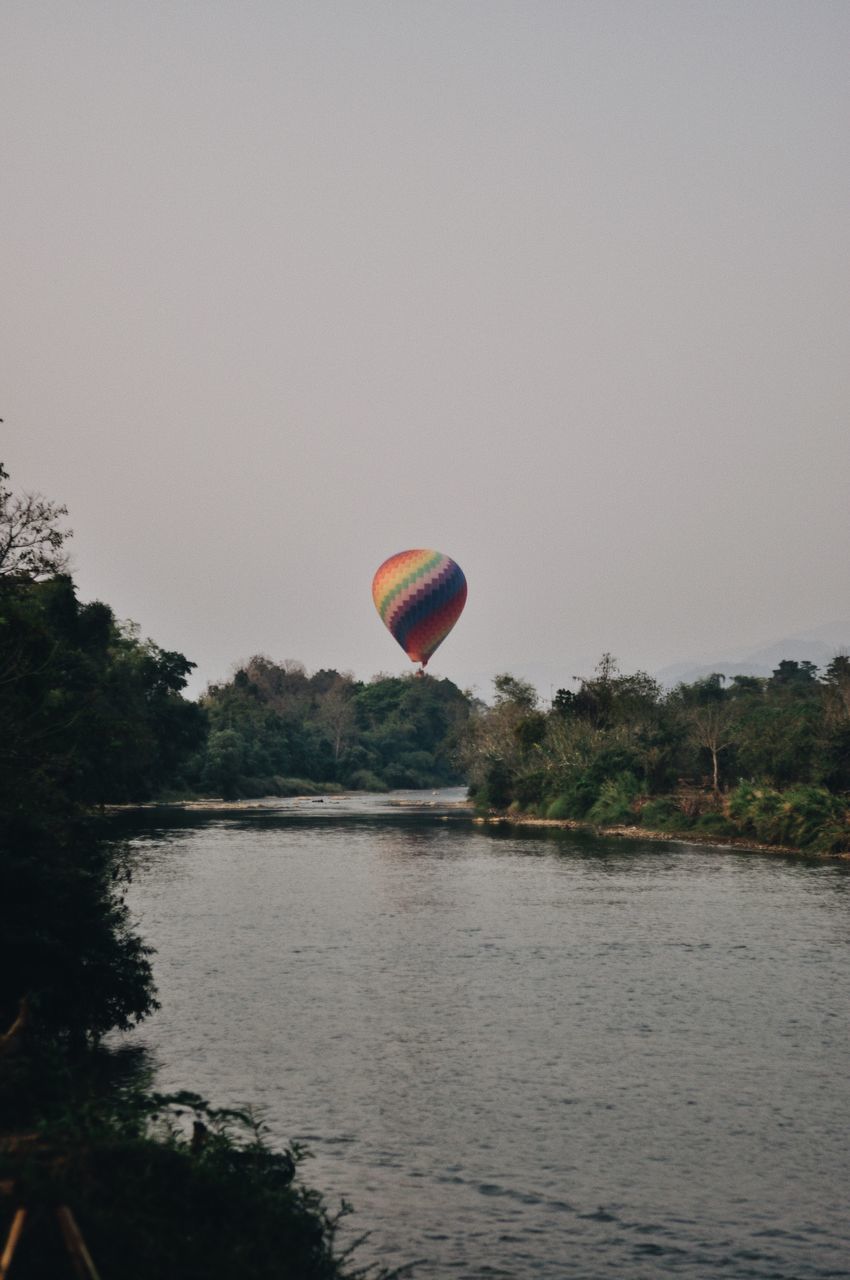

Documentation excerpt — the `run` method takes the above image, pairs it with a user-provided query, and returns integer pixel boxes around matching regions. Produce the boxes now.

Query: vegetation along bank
[461,664,850,856]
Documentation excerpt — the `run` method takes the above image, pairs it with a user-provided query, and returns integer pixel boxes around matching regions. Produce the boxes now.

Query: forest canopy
[193,655,471,799]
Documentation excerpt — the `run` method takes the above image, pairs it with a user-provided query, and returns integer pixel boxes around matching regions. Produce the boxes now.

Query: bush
[236,775,277,798]
[639,796,692,831]
[544,774,601,819]
[0,1079,378,1280]
[474,761,514,811]
[345,769,387,792]
[727,782,848,851]
[545,795,574,820]
[0,818,156,1040]
[586,772,640,826]
[693,812,735,836]
[513,769,547,808]
[273,777,328,797]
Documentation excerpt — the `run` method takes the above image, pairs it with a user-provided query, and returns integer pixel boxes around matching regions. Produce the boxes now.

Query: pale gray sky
[3,1,849,698]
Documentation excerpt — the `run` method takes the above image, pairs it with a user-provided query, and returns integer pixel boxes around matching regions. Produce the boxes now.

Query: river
[115,790,850,1278]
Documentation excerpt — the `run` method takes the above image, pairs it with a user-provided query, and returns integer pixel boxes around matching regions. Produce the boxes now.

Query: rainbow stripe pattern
[372,549,467,667]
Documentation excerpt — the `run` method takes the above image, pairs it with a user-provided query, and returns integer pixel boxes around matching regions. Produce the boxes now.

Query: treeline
[462,658,850,852]
[195,656,470,799]
[4,456,849,859]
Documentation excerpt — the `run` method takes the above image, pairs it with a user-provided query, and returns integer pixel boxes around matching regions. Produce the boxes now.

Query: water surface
[117,792,850,1278]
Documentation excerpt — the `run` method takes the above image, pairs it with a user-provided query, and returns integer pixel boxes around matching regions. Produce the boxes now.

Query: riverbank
[107,791,850,859]
[474,812,850,859]
[105,788,474,814]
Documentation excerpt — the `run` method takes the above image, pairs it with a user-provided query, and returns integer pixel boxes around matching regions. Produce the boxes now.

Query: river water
[116,791,850,1278]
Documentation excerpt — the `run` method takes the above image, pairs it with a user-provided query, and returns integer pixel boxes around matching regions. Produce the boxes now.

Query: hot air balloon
[372,549,467,671]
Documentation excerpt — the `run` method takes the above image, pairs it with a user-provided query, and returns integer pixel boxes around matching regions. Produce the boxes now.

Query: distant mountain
[654,621,850,688]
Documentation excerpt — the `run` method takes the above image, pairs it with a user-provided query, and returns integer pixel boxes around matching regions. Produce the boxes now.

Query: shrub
[545,795,574,820]
[546,774,601,819]
[693,812,735,836]
[513,769,547,808]
[272,776,322,796]
[474,761,514,811]
[727,782,847,850]
[639,796,691,831]
[237,775,277,798]
[345,769,387,792]
[0,819,156,1040]
[586,772,640,826]
[0,1080,371,1280]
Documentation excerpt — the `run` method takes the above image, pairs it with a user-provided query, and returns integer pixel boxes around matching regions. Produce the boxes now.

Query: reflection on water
[115,791,850,1278]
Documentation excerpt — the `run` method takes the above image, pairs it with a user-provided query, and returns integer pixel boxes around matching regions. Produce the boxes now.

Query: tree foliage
[190,658,471,798]
[0,566,206,1036]
[461,655,850,851]
[0,460,72,578]
[0,574,204,809]
[0,463,202,1037]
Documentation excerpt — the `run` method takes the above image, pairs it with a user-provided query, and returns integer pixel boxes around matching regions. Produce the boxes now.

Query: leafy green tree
[461,673,548,810]
[733,667,821,786]
[493,672,538,711]
[202,728,244,800]
[193,661,470,796]
[561,655,661,733]
[0,463,204,1037]
[352,673,470,788]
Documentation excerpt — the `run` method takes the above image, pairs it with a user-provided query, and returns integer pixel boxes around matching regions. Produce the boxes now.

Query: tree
[675,675,734,795]
[686,701,734,795]
[459,674,542,807]
[769,658,819,689]
[493,672,538,711]
[194,662,471,795]
[0,461,72,579]
[316,677,356,762]
[0,574,160,1036]
[552,686,577,715]
[822,654,850,721]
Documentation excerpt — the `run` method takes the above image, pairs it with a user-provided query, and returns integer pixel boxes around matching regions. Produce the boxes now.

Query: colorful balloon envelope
[372,549,467,669]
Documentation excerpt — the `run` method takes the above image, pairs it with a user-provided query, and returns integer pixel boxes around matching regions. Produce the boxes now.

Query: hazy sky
[3,1,849,698]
